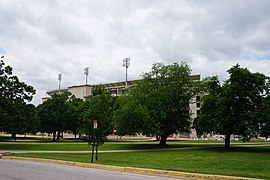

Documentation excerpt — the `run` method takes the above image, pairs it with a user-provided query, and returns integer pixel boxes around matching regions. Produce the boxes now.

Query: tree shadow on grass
[117,143,204,150]
[205,146,270,154]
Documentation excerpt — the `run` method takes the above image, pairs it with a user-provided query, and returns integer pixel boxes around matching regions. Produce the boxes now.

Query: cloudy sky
[1,0,270,105]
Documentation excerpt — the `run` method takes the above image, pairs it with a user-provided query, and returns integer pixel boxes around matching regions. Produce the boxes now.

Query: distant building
[42,79,140,102]
[42,75,201,138]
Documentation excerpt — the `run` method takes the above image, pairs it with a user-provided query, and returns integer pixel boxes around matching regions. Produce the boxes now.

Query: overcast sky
[1,0,270,105]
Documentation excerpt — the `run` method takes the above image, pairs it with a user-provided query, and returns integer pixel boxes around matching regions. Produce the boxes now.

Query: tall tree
[0,59,35,139]
[66,96,84,139]
[23,104,39,135]
[129,62,200,145]
[37,92,70,141]
[114,95,150,136]
[81,88,115,161]
[195,65,269,147]
[257,95,270,139]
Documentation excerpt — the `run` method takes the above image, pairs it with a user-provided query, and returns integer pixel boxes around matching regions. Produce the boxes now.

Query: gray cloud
[1,0,270,104]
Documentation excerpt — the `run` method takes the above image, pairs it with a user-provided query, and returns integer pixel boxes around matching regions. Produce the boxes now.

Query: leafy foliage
[114,95,150,136]
[37,92,71,141]
[195,65,269,147]
[116,62,201,145]
[81,90,115,145]
[0,59,36,139]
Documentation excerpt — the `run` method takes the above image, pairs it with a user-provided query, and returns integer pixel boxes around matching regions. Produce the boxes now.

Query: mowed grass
[0,139,267,151]
[0,141,223,151]
[8,146,270,179]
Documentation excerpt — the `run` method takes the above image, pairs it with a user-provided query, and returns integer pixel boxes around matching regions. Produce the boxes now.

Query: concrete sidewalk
[0,146,211,155]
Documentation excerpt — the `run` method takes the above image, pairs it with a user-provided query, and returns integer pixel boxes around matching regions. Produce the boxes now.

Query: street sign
[93,120,98,129]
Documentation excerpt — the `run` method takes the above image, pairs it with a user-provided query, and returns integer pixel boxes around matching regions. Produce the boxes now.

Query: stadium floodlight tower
[84,67,89,85]
[123,57,130,88]
[58,74,62,93]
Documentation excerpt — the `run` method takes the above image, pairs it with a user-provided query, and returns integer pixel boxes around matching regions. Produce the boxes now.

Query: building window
[197,110,200,115]
[196,102,200,108]
[196,95,200,102]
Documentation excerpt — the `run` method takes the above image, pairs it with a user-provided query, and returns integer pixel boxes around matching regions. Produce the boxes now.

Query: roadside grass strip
[4,145,270,179]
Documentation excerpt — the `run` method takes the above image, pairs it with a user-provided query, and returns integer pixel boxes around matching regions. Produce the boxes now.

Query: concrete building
[42,79,140,102]
[43,75,201,138]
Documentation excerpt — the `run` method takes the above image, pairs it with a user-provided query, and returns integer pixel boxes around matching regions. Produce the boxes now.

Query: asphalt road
[0,159,183,180]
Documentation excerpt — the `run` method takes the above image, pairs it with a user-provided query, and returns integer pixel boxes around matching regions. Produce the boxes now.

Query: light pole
[84,67,89,85]
[123,57,130,88]
[58,74,62,93]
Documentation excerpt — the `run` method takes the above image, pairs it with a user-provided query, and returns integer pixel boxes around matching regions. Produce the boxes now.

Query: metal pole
[84,67,89,85]
[91,138,94,163]
[125,64,128,87]
[58,74,62,93]
[123,58,130,88]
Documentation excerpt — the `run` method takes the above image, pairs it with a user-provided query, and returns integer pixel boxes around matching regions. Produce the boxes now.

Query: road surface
[0,159,184,180]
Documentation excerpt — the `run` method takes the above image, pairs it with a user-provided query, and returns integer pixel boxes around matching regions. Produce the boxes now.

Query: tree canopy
[37,92,71,141]
[194,64,269,147]
[0,59,36,139]
[115,62,201,145]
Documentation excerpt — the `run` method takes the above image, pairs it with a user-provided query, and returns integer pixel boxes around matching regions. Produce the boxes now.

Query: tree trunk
[156,136,160,141]
[159,135,167,146]
[225,133,231,148]
[11,133,16,142]
[57,131,60,140]
[74,133,77,139]
[53,131,56,142]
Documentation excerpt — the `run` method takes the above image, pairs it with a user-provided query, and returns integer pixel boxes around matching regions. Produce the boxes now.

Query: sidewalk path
[0,146,210,155]
[1,142,269,155]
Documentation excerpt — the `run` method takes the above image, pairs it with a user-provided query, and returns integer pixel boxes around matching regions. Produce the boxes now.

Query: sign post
[91,119,98,163]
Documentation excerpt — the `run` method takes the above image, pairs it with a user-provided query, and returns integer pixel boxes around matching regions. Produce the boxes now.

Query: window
[196,96,200,102]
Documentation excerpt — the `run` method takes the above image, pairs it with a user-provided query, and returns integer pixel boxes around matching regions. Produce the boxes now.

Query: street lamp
[123,57,130,88]
[84,67,89,85]
[58,74,62,93]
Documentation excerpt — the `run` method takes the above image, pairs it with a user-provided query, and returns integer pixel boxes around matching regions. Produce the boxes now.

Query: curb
[0,155,258,180]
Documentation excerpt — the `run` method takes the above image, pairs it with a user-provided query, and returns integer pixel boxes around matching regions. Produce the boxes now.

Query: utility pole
[84,67,89,85]
[123,57,130,88]
[58,74,62,93]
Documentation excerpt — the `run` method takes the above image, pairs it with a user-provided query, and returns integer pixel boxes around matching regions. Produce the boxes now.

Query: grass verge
[0,142,226,151]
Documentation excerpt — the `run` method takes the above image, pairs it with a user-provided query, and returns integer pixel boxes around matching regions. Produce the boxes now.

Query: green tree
[37,92,70,141]
[23,104,39,135]
[114,95,149,136]
[66,96,84,139]
[81,88,115,162]
[130,62,200,145]
[257,96,270,139]
[0,59,36,139]
[195,65,269,148]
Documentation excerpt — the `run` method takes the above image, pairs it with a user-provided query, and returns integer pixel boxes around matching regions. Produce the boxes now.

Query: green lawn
[0,139,267,151]
[0,136,52,141]
[8,146,270,179]
[2,140,269,179]
[0,142,224,151]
